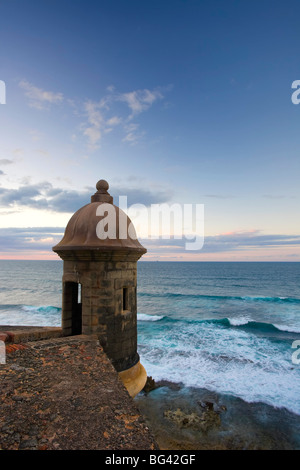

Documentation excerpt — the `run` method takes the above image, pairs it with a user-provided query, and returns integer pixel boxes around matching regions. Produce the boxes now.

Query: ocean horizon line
[0,259,300,263]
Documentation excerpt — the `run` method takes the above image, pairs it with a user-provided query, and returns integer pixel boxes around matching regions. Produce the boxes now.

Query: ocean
[1,260,300,448]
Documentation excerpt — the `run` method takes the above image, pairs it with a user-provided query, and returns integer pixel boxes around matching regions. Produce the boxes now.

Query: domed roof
[52,180,147,257]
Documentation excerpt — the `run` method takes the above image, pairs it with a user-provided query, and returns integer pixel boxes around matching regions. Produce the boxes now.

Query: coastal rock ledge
[0,327,158,450]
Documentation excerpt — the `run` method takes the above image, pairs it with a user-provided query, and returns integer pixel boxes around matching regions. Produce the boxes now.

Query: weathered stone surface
[0,326,63,344]
[0,334,158,450]
[60,256,141,372]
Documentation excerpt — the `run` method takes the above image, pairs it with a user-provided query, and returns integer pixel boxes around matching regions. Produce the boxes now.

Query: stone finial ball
[96,179,109,192]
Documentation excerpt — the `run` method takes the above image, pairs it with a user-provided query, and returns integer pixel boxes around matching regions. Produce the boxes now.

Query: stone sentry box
[52,179,147,396]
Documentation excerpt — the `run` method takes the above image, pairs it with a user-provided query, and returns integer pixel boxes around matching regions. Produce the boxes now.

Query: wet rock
[154,380,182,391]
[205,401,214,411]
[164,406,221,432]
[143,376,157,393]
[198,400,227,414]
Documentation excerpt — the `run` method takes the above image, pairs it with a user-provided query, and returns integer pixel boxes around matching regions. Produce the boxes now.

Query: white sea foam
[138,318,300,415]
[137,313,164,322]
[0,305,61,327]
[274,324,300,334]
[22,305,61,314]
[228,317,251,326]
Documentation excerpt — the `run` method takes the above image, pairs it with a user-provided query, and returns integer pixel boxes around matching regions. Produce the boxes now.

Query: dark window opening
[123,287,129,311]
[65,281,82,335]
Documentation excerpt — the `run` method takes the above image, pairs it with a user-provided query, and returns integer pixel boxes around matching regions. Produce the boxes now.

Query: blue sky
[0,0,299,260]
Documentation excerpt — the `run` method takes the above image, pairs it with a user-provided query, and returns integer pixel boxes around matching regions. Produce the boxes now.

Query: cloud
[204,194,235,199]
[82,99,115,150]
[122,123,142,144]
[80,87,164,148]
[12,148,24,158]
[106,85,115,93]
[110,185,171,207]
[0,159,13,165]
[0,170,4,175]
[0,181,172,213]
[140,230,300,254]
[29,129,44,142]
[0,182,82,212]
[83,125,102,150]
[35,149,50,158]
[19,80,63,110]
[106,116,122,126]
[17,81,169,150]
[200,231,300,253]
[1,227,299,259]
[0,227,64,252]
[117,88,163,118]
[262,194,287,199]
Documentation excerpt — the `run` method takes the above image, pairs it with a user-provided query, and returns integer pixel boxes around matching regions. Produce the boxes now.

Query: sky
[0,0,299,261]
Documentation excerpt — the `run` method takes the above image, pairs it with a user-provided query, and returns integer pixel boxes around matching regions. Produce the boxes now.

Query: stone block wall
[61,259,139,372]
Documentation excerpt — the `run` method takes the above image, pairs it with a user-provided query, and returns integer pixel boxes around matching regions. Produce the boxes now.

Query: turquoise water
[0,260,299,416]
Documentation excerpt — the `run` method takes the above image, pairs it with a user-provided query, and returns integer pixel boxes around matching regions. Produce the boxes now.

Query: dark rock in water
[143,376,157,393]
[142,378,183,393]
[205,401,214,411]
[154,380,182,391]
[163,407,221,432]
[197,400,227,414]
